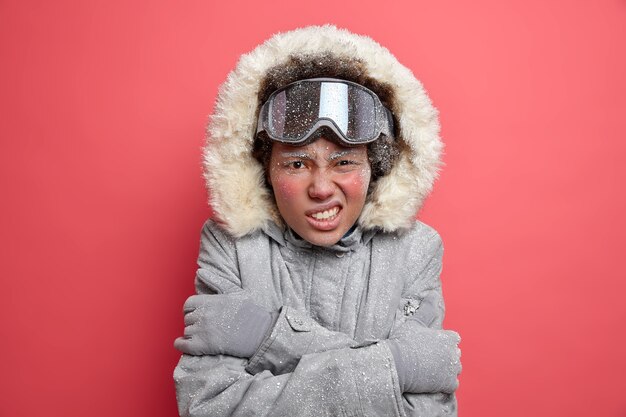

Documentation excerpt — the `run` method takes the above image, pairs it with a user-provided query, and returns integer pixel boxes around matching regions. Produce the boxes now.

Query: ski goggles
[256,78,395,146]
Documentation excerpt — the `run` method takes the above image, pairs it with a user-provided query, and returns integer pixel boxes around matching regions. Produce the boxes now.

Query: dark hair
[253,53,400,182]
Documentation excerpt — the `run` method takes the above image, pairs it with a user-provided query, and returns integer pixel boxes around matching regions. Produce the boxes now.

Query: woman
[174,25,461,417]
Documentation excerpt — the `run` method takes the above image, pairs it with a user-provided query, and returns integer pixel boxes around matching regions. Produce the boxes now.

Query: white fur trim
[203,25,442,237]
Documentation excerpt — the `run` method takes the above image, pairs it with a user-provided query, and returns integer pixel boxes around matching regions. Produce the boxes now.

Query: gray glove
[174,293,277,358]
[387,319,461,394]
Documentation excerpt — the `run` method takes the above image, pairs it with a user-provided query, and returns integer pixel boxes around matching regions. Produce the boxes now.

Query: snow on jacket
[174,25,457,416]
[175,220,455,416]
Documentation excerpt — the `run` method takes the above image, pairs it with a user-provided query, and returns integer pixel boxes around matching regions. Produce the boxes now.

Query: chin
[300,230,343,247]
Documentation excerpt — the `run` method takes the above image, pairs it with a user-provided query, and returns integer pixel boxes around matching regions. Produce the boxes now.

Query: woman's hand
[174,294,275,358]
[387,319,461,394]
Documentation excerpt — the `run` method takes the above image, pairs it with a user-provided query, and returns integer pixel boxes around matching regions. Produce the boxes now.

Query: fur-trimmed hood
[203,25,443,238]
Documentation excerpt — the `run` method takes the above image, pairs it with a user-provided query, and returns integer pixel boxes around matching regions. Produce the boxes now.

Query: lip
[305,204,342,231]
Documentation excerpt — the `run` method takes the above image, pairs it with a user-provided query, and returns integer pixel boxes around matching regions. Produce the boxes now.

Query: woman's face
[269,137,371,247]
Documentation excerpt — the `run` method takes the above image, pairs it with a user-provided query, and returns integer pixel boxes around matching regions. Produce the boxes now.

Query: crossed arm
[174,222,461,417]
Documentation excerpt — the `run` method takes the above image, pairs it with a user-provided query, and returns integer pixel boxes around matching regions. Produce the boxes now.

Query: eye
[336,159,361,169]
[287,160,305,169]
[334,158,365,173]
[338,160,355,166]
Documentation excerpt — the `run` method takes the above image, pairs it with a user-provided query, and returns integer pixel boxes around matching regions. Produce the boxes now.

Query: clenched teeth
[310,207,339,220]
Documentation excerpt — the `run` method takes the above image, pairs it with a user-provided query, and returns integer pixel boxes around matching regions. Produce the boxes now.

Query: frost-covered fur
[203,25,442,237]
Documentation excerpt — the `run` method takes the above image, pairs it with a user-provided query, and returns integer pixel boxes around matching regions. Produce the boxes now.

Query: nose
[308,170,335,200]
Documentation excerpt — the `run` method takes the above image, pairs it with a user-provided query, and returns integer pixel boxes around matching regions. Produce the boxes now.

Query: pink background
[2,1,625,416]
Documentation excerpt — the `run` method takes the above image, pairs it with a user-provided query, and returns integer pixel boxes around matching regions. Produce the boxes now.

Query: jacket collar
[265,221,376,253]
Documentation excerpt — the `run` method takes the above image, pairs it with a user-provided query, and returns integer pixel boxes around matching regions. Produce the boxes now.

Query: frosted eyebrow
[328,150,359,161]
[279,151,312,159]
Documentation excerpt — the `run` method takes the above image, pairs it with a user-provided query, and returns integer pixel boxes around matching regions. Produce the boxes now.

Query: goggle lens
[267,81,378,143]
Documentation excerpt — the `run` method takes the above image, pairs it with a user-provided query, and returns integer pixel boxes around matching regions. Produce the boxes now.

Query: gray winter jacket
[175,25,458,416]
[174,220,456,416]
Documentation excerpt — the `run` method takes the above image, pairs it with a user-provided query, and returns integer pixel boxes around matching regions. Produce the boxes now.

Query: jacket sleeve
[174,221,406,417]
[390,229,458,416]
[175,342,405,417]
